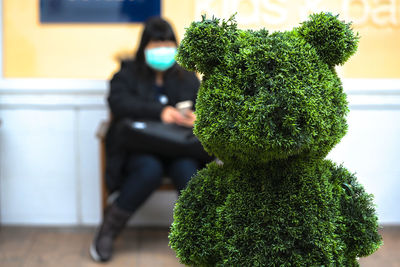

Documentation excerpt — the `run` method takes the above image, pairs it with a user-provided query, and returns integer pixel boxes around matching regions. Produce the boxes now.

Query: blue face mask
[145,47,177,71]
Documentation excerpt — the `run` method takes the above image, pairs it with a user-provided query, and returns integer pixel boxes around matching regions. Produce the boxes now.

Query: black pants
[115,153,199,212]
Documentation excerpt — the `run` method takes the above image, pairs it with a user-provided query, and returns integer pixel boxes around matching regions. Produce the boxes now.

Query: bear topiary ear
[176,15,237,74]
[297,12,359,66]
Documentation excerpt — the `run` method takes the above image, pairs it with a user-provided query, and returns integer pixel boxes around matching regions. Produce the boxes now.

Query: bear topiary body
[169,13,382,266]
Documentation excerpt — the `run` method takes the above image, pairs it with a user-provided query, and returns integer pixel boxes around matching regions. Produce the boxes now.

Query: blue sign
[40,0,161,23]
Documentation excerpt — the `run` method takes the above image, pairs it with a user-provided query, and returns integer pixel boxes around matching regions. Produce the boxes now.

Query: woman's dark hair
[134,17,178,76]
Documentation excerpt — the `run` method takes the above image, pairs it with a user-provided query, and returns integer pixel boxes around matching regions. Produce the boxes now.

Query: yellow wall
[4,0,400,79]
[3,0,195,79]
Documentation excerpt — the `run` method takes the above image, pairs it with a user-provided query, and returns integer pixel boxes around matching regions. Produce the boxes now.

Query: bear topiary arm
[169,162,229,266]
[330,164,383,258]
[297,12,359,66]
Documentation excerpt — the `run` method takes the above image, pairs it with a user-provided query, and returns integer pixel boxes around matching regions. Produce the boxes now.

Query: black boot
[90,202,132,262]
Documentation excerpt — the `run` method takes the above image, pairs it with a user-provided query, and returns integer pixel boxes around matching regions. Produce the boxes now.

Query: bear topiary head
[177,13,359,165]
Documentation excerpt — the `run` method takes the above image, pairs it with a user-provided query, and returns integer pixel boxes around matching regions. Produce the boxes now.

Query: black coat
[105,60,200,192]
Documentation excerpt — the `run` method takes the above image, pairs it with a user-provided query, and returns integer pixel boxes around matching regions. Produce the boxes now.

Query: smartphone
[176,100,193,116]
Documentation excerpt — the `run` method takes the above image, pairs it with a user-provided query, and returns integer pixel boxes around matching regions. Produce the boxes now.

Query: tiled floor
[0,225,399,267]
[0,227,181,267]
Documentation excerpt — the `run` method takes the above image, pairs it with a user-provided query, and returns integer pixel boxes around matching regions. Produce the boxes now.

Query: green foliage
[297,12,359,66]
[170,160,382,266]
[169,13,381,266]
[176,14,238,75]
[186,14,350,164]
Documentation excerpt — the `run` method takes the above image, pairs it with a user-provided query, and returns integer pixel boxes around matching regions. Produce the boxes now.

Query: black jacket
[105,60,200,191]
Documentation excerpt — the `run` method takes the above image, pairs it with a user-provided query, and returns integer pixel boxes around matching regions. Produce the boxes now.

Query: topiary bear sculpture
[169,13,382,266]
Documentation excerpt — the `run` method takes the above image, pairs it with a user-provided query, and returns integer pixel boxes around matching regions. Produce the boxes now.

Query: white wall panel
[328,109,400,224]
[77,109,107,225]
[0,109,77,225]
[0,81,399,226]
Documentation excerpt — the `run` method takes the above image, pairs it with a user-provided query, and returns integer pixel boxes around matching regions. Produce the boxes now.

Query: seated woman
[90,17,203,262]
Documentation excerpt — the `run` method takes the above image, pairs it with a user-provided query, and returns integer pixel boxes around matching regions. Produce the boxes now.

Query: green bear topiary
[169,12,382,266]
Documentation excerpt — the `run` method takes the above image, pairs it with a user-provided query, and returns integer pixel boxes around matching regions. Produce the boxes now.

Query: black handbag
[117,118,213,162]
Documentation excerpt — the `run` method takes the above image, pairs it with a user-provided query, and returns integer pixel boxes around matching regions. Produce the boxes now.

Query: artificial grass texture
[169,12,381,266]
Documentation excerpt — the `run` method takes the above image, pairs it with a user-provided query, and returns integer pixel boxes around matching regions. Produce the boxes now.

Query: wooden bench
[96,120,175,213]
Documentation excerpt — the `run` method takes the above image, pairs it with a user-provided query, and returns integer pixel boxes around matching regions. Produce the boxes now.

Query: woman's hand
[161,106,183,124]
[161,106,196,127]
[178,110,196,128]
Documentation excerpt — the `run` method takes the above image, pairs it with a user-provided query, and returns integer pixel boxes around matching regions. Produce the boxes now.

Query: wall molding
[1,78,400,109]
[0,94,106,109]
[0,78,107,93]
[0,79,107,109]
[1,78,399,93]
[343,79,400,93]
